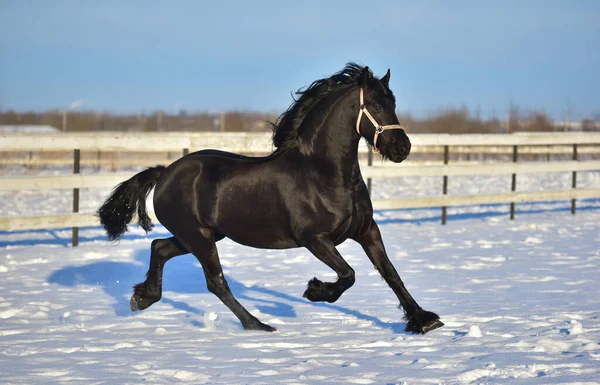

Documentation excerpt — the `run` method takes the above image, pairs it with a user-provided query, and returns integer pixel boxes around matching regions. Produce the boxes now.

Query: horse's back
[154,149,274,201]
[187,149,272,163]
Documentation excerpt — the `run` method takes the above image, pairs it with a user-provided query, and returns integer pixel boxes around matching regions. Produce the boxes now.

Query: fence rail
[4,146,600,168]
[1,132,600,244]
[4,132,600,152]
[3,161,600,191]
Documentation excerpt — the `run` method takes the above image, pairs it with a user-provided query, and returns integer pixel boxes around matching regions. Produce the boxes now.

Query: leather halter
[356,88,405,152]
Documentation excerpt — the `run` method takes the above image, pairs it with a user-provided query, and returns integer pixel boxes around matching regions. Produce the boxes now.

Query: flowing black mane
[272,63,372,151]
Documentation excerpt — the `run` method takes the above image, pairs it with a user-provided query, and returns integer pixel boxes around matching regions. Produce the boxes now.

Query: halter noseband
[356,88,405,152]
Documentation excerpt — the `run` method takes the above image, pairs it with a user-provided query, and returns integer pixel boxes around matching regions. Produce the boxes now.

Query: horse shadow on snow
[47,248,405,332]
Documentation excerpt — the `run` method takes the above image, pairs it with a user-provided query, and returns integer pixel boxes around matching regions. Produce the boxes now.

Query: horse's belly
[217,218,299,250]
[224,230,299,249]
[223,218,353,250]
[226,233,299,250]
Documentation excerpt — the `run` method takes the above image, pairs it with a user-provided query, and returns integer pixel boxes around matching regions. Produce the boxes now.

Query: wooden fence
[1,132,600,246]
[3,132,600,164]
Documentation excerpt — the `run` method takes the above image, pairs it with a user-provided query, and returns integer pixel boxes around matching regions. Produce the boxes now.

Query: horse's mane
[271,63,372,151]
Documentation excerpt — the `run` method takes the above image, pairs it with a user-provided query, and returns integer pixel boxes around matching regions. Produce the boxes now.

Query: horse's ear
[361,66,370,87]
[381,69,391,87]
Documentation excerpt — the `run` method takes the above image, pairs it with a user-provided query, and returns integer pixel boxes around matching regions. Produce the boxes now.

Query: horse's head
[356,66,411,163]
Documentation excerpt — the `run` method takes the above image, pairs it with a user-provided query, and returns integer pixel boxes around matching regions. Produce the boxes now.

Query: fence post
[441,145,449,225]
[367,146,373,196]
[183,148,189,157]
[72,149,80,247]
[572,144,578,214]
[510,145,518,220]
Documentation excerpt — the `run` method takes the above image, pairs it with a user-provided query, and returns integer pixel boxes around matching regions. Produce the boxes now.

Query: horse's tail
[97,165,166,241]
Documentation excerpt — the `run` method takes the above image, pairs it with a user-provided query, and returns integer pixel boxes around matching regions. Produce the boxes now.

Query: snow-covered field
[1,165,599,384]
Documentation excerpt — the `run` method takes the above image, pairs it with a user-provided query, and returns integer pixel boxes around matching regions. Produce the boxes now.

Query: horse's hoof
[130,293,158,312]
[303,278,339,303]
[243,321,277,332]
[422,318,444,333]
[303,277,323,301]
[404,309,444,334]
[130,283,160,312]
[130,295,141,312]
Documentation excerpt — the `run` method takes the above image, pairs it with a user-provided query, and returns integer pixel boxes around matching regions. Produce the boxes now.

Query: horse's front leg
[354,220,443,334]
[302,234,355,303]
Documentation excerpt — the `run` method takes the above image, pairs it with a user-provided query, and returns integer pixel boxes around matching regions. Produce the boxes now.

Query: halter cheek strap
[356,88,405,152]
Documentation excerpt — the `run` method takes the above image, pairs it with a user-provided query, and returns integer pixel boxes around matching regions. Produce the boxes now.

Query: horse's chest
[328,215,356,244]
[327,197,364,244]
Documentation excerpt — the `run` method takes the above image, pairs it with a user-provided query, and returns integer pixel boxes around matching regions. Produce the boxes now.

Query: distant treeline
[0,109,277,133]
[399,107,599,133]
[1,107,598,133]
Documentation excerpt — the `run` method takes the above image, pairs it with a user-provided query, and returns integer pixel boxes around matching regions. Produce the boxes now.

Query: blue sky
[1,0,598,119]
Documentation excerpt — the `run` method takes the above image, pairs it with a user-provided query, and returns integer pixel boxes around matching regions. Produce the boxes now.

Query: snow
[465,325,483,338]
[1,165,599,384]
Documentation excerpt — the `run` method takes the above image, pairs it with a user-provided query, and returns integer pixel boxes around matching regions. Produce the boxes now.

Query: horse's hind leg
[302,234,355,303]
[188,227,276,332]
[131,237,188,312]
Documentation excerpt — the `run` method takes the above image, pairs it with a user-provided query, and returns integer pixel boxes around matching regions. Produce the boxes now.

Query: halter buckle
[376,126,384,134]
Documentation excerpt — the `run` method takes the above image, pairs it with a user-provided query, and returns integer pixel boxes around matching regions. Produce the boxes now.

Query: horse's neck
[295,88,362,181]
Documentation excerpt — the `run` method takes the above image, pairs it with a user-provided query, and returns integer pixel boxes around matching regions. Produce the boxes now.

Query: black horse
[98,63,443,334]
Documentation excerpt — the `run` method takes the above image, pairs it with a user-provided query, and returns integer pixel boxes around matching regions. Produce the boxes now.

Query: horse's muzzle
[383,132,411,162]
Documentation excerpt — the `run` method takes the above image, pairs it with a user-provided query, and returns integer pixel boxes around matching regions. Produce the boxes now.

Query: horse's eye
[373,105,382,113]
